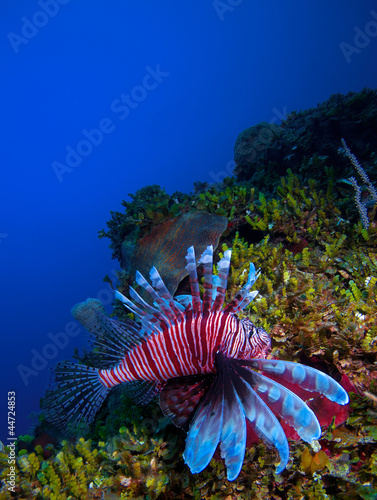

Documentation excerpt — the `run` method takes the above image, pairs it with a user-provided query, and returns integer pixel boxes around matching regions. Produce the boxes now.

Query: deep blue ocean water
[1,0,377,442]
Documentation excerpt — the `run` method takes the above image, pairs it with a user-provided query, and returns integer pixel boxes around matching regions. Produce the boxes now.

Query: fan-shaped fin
[230,360,321,443]
[219,359,247,481]
[159,374,214,430]
[198,245,213,314]
[185,246,202,314]
[228,364,289,474]
[244,359,349,405]
[123,380,161,405]
[42,362,110,435]
[183,371,224,474]
[82,313,144,368]
[212,250,232,312]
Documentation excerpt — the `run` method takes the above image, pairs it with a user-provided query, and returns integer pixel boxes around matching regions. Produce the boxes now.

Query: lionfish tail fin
[42,361,110,435]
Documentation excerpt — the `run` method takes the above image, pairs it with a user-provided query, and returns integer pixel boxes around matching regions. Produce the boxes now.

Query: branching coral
[338,138,377,229]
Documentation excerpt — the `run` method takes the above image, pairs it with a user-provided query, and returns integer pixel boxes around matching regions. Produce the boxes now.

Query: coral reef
[234,88,377,193]
[3,88,377,499]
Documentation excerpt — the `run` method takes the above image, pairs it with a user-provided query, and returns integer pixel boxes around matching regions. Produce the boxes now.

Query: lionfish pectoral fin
[216,352,289,475]
[42,361,110,435]
[230,360,321,444]
[183,372,224,474]
[230,372,289,474]
[244,359,349,406]
[217,358,247,481]
[159,374,214,430]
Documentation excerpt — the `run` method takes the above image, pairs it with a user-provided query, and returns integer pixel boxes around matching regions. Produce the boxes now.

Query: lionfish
[43,245,349,480]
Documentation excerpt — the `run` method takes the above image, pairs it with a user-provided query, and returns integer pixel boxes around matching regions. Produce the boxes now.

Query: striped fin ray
[219,358,247,481]
[212,249,232,312]
[135,270,178,324]
[230,361,321,443]
[183,352,290,479]
[83,314,143,368]
[183,370,224,474]
[115,290,163,335]
[159,374,215,430]
[229,362,289,474]
[185,246,202,314]
[224,263,260,314]
[42,362,109,435]
[149,266,185,317]
[198,245,213,314]
[244,359,349,405]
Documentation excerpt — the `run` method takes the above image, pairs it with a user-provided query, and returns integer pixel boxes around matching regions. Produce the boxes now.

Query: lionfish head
[240,318,271,359]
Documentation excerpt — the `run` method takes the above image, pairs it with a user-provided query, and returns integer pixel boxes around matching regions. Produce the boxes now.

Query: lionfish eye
[241,318,257,339]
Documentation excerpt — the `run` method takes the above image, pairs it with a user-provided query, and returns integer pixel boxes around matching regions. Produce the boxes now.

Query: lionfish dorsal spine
[223,263,260,314]
[135,270,177,324]
[211,249,232,313]
[149,266,185,317]
[185,246,202,314]
[197,245,213,314]
[115,290,163,335]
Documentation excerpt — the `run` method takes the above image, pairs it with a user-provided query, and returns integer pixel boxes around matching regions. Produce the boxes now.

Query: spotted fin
[122,380,161,405]
[183,371,224,475]
[183,352,290,480]
[230,360,321,444]
[159,374,214,430]
[42,361,110,435]
[244,359,349,405]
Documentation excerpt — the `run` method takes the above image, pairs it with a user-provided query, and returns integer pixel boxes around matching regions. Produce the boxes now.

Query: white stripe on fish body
[99,310,248,386]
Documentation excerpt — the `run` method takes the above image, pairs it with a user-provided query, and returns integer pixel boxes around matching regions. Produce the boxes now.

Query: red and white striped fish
[43,245,349,481]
